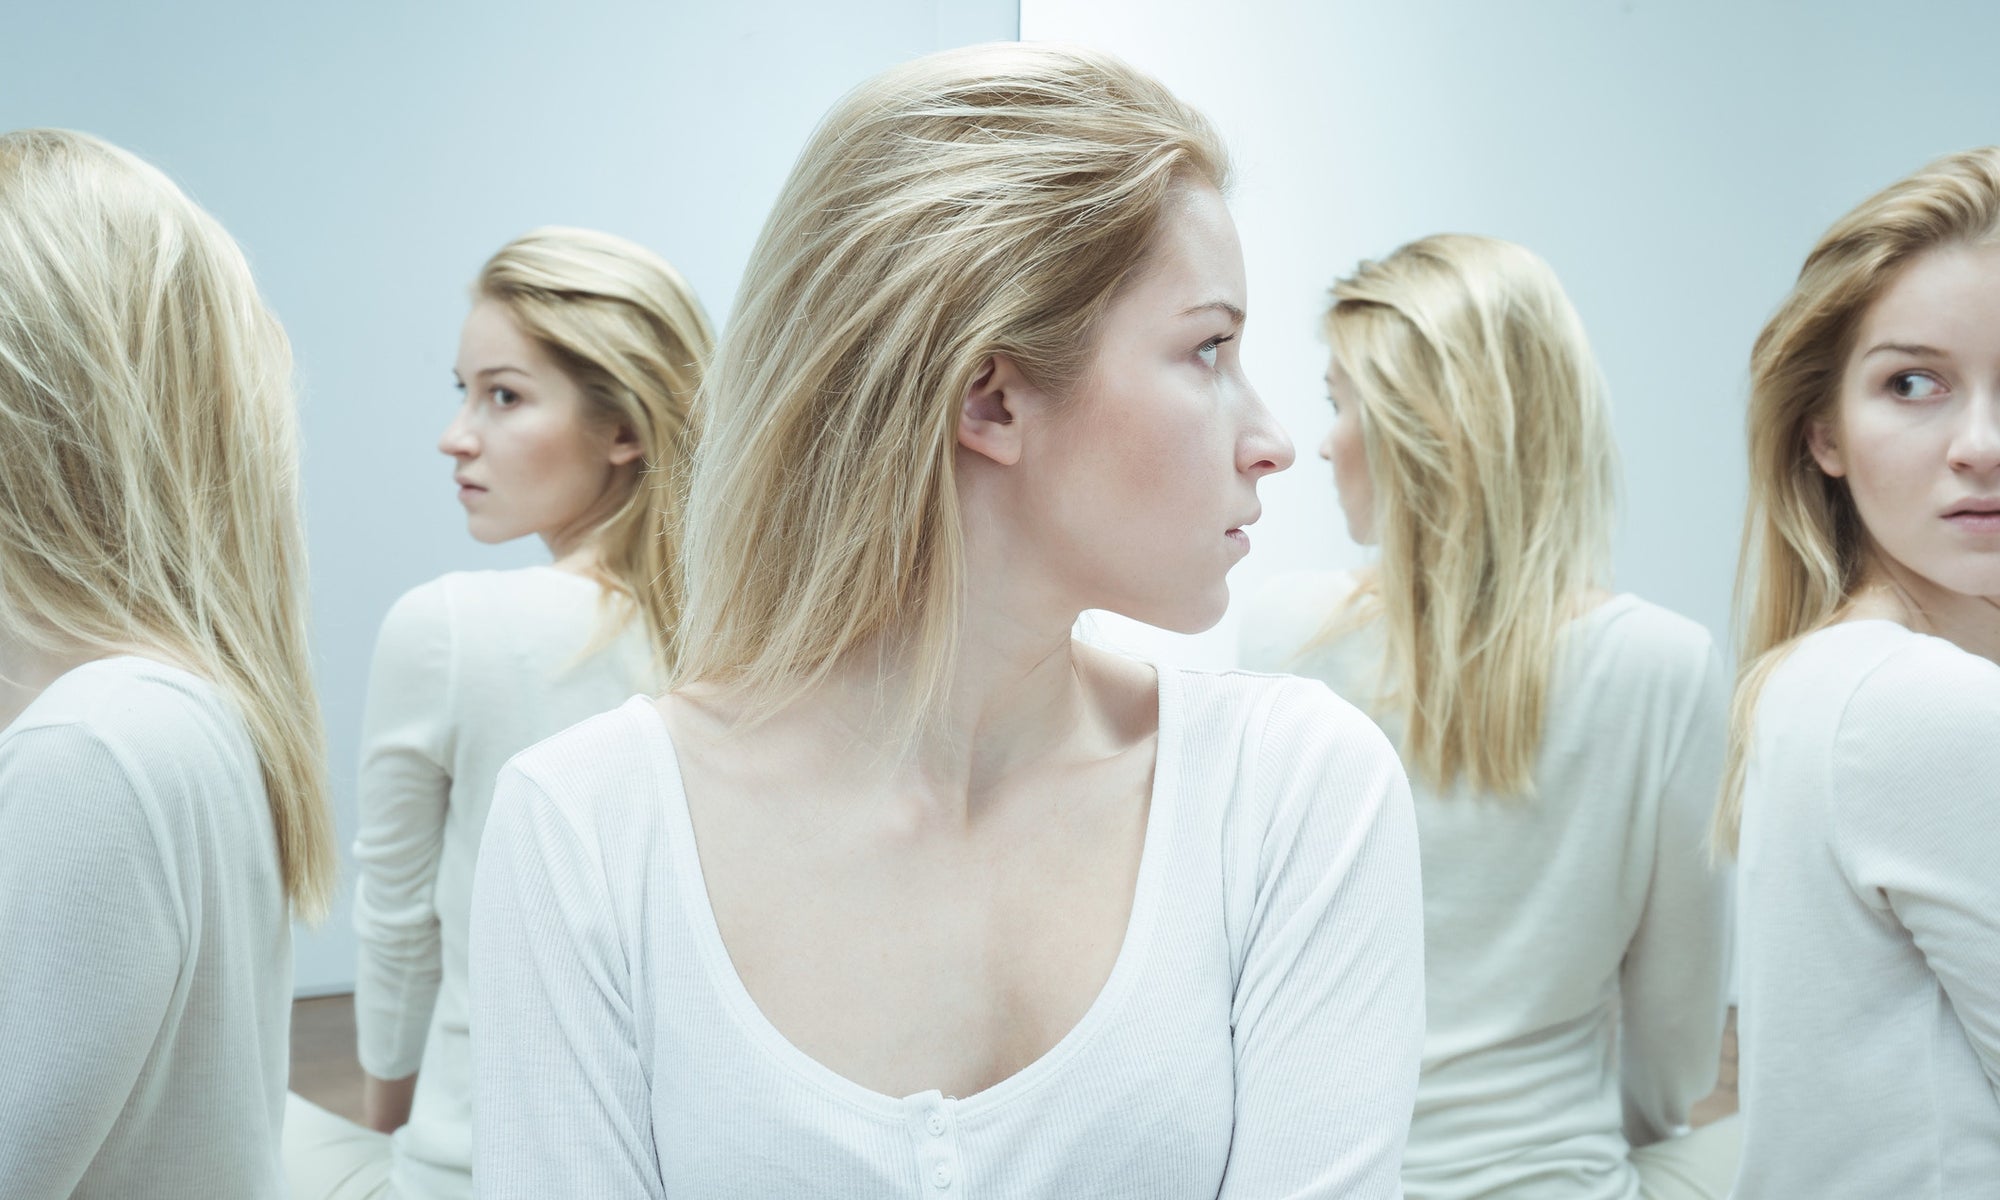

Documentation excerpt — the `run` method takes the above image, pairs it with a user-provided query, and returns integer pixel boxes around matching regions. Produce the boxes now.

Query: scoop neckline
[626,665,1181,1122]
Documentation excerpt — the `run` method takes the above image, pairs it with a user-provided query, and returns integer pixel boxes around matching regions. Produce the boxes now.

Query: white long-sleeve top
[1241,573,1732,1200]
[1732,620,2000,1199]
[350,566,655,1198]
[468,665,1425,1199]
[0,656,289,1199]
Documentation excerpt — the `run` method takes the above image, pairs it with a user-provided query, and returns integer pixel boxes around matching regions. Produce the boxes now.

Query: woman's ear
[1806,414,1847,478]
[957,355,1037,467]
[608,420,645,467]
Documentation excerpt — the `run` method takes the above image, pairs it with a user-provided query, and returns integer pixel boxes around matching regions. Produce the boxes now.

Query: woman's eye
[1197,334,1234,368]
[491,386,521,407]
[1887,371,1945,401]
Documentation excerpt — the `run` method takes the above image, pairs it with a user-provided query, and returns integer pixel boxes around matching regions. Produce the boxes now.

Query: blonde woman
[1722,149,2000,1199]
[1241,235,1736,1200]
[0,129,333,1199]
[283,228,712,1200]
[469,43,1424,1198]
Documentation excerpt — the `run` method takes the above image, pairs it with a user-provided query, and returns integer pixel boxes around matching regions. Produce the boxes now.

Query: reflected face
[1320,359,1375,544]
[1814,242,2000,600]
[441,300,637,550]
[1018,183,1293,633]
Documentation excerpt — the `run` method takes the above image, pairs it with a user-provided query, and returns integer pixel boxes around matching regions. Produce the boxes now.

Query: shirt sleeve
[1220,679,1425,1199]
[1619,644,1733,1145]
[0,726,184,1199]
[469,762,664,1199]
[351,581,456,1080]
[1830,643,2000,1094]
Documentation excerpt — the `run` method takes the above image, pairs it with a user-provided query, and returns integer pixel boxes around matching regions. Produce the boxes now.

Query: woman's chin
[465,519,521,547]
[1106,588,1230,637]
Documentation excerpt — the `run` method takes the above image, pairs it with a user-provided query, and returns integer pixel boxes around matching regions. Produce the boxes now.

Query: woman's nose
[1241,391,1295,477]
[438,407,477,458]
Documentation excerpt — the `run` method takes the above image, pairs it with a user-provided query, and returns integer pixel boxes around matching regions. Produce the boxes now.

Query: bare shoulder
[650,687,758,791]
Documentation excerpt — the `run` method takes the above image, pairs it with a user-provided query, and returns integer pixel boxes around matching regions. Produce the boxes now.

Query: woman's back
[0,656,288,1199]
[1243,571,1730,1200]
[351,564,655,1195]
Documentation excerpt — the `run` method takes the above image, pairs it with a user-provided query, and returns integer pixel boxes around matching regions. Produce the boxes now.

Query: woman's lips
[1945,510,2000,533]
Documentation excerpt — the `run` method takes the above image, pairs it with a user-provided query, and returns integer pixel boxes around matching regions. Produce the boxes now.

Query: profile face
[441,300,637,548]
[1811,241,2000,601]
[1319,360,1376,545]
[1017,182,1293,633]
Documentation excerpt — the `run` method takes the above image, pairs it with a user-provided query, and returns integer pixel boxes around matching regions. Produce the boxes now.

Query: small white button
[932,1161,954,1188]
[926,1112,947,1136]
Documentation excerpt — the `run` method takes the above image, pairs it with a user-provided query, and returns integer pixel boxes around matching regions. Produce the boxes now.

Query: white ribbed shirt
[1241,573,1732,1200]
[469,665,1425,1198]
[351,566,655,1198]
[0,656,289,1199]
[1733,620,2000,1199]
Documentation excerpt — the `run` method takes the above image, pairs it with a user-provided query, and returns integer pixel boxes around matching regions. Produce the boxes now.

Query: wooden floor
[292,995,1739,1127]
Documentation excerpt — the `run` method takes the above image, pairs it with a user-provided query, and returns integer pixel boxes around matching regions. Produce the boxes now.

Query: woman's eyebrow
[1179,300,1245,324]
[1862,341,1947,359]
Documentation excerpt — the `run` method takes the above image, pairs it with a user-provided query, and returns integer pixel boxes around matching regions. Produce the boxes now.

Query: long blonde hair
[1715,146,2000,852]
[1323,234,1618,795]
[0,129,335,918]
[671,43,1227,723]
[475,228,713,672]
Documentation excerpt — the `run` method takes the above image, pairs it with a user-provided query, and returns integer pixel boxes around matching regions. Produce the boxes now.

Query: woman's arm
[0,728,182,1198]
[1833,644,2000,1090]
[1220,680,1425,1199]
[350,582,456,1124]
[361,1072,418,1133]
[469,763,664,1199]
[1620,648,1733,1145]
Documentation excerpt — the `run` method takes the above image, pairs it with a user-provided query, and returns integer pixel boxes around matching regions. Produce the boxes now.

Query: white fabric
[347,566,655,1199]
[1241,573,1733,1200]
[469,666,1425,1199]
[1630,1117,1740,1200]
[1732,620,2000,1199]
[284,1094,393,1200]
[0,656,289,1199]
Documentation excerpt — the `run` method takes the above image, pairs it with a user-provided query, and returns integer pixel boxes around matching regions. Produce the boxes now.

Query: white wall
[1029,0,2000,669]
[3,0,1017,996]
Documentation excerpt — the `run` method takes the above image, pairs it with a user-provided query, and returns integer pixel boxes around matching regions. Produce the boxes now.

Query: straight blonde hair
[671,43,1227,724]
[476,228,713,673]
[1323,234,1618,795]
[1715,146,2000,852]
[0,129,335,918]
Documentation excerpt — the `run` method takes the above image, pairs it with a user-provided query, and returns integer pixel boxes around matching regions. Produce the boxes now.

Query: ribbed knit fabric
[344,566,655,1200]
[0,656,289,1199]
[468,665,1424,1198]
[1240,573,1732,1200]
[1733,620,2000,1199]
